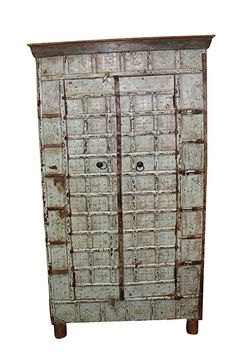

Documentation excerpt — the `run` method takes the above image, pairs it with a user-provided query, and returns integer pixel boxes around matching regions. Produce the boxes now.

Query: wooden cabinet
[28,35,214,338]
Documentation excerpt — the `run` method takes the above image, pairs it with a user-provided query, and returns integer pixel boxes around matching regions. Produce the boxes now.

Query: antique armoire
[28,35,214,338]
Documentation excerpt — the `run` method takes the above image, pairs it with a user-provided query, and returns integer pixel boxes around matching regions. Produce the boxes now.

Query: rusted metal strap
[47,206,68,219]
[48,268,68,275]
[177,109,203,115]
[41,143,64,149]
[45,173,66,178]
[177,260,202,268]
[41,113,61,119]
[178,169,204,176]
[114,75,124,301]
[49,240,67,245]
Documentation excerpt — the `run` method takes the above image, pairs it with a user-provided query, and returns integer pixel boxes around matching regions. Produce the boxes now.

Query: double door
[65,74,177,301]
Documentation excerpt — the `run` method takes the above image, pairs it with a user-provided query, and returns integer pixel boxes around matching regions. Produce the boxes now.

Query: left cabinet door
[64,77,120,301]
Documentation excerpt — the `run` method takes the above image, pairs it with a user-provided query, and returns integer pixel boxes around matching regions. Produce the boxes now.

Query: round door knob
[96,161,107,170]
[136,161,144,171]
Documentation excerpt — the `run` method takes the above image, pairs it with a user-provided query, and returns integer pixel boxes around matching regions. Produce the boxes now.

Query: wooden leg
[186,319,198,335]
[54,322,67,339]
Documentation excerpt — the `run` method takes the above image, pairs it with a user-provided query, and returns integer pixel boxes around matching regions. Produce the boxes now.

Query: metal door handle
[96,161,107,170]
[136,161,144,172]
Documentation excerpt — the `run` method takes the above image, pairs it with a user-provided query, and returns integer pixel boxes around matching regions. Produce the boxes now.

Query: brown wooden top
[28,35,215,58]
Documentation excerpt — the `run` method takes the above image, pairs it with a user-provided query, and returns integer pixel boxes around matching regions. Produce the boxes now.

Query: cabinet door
[65,77,120,300]
[119,75,177,299]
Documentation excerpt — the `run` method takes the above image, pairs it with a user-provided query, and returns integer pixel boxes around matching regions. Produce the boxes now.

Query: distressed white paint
[37,47,207,324]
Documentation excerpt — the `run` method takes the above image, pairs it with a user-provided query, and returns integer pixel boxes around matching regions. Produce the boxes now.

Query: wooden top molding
[28,35,215,58]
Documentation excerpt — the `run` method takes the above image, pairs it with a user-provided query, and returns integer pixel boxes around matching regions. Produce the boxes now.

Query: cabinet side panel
[178,50,207,320]
[198,52,207,319]
[36,58,73,323]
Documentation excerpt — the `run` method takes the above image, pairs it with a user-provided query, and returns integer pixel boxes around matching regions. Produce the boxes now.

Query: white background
[1,0,235,352]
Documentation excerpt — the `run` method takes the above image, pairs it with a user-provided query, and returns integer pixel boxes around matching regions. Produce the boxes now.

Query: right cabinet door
[120,75,177,299]
[120,73,204,303]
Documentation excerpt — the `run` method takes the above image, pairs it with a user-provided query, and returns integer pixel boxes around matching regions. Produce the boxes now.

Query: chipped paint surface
[35,45,208,324]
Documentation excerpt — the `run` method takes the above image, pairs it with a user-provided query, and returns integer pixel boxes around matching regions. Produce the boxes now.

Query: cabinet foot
[54,322,67,339]
[186,319,198,335]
